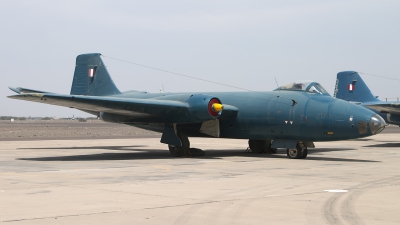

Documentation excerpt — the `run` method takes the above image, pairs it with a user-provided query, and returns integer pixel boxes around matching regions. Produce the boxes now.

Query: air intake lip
[208,98,222,117]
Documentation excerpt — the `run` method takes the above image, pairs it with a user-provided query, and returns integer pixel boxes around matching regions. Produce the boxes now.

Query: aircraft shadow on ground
[18,145,147,151]
[347,138,373,141]
[17,146,379,163]
[363,143,400,148]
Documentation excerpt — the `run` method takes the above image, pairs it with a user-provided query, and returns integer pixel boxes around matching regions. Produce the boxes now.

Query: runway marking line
[324,190,348,193]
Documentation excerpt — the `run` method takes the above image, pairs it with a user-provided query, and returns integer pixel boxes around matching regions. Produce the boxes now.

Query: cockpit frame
[274,81,330,96]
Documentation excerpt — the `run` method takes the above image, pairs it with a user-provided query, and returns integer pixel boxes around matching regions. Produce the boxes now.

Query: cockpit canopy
[274,81,330,95]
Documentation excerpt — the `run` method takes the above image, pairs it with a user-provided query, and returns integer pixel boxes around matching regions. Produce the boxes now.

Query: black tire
[168,133,190,157]
[189,148,206,156]
[287,144,306,159]
[168,145,182,157]
[248,140,268,154]
[299,148,308,159]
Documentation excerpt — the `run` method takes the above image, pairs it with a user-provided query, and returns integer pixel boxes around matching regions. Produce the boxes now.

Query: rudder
[70,53,121,96]
[334,71,378,103]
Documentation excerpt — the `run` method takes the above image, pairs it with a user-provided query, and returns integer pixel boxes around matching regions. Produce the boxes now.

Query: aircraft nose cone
[369,114,386,135]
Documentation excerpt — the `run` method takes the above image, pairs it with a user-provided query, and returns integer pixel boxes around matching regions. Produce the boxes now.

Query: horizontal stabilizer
[8,87,51,94]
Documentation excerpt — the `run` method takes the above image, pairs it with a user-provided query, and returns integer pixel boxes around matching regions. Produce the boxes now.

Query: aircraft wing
[8,92,238,123]
[365,103,400,114]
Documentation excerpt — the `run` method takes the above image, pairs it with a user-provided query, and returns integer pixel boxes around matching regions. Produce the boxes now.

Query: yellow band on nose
[212,103,224,112]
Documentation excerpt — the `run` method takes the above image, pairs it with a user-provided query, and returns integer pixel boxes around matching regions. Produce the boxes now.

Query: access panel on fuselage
[266,96,297,138]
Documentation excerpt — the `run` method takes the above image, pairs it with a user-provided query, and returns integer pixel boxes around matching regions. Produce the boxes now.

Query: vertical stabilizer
[70,53,121,96]
[334,71,378,103]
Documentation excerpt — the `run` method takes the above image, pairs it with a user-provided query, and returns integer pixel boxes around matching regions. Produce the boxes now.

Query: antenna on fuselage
[274,77,280,89]
[102,54,299,106]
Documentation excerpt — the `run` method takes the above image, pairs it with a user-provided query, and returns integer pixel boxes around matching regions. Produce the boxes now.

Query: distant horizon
[0,116,98,119]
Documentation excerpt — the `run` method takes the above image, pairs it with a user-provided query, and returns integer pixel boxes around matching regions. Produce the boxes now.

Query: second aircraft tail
[334,71,379,103]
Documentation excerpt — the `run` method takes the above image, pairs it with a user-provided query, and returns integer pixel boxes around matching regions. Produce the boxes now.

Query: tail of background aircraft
[70,53,121,96]
[334,71,379,103]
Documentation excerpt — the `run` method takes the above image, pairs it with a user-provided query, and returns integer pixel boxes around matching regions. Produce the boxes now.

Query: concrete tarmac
[1,133,400,224]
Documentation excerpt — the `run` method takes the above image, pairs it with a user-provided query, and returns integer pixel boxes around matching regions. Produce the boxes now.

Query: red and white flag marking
[347,84,355,91]
[88,69,94,77]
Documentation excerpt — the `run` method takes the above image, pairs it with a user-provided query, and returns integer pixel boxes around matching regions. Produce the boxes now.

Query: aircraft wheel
[248,140,268,154]
[168,133,190,157]
[299,147,308,159]
[168,145,182,157]
[287,144,307,159]
[188,148,206,156]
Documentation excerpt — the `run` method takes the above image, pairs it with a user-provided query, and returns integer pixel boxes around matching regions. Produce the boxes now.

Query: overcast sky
[1,0,399,117]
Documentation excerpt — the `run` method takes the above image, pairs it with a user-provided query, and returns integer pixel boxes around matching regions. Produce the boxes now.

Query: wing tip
[8,87,21,94]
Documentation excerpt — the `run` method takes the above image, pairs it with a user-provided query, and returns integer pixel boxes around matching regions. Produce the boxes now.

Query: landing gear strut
[168,133,205,157]
[286,143,308,159]
[248,140,277,154]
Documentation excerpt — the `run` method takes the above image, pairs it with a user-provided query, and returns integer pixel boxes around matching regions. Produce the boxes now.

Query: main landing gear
[286,143,308,159]
[248,140,277,154]
[168,133,205,157]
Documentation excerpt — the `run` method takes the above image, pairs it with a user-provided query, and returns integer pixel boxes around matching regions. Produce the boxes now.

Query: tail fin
[334,71,379,103]
[70,53,121,96]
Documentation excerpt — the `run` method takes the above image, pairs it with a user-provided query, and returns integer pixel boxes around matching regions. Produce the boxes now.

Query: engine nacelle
[387,113,400,123]
[186,94,223,122]
[100,112,129,123]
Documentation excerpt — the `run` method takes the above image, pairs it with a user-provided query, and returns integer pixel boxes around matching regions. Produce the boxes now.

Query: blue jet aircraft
[334,71,400,127]
[8,54,386,159]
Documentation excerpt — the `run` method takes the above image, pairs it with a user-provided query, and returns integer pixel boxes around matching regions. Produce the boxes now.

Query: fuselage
[101,89,384,142]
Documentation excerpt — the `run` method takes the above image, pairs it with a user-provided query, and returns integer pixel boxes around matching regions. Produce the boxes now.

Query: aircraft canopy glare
[275,81,330,95]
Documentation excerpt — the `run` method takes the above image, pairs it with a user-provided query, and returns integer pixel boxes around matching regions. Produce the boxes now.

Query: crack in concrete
[2,190,321,223]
